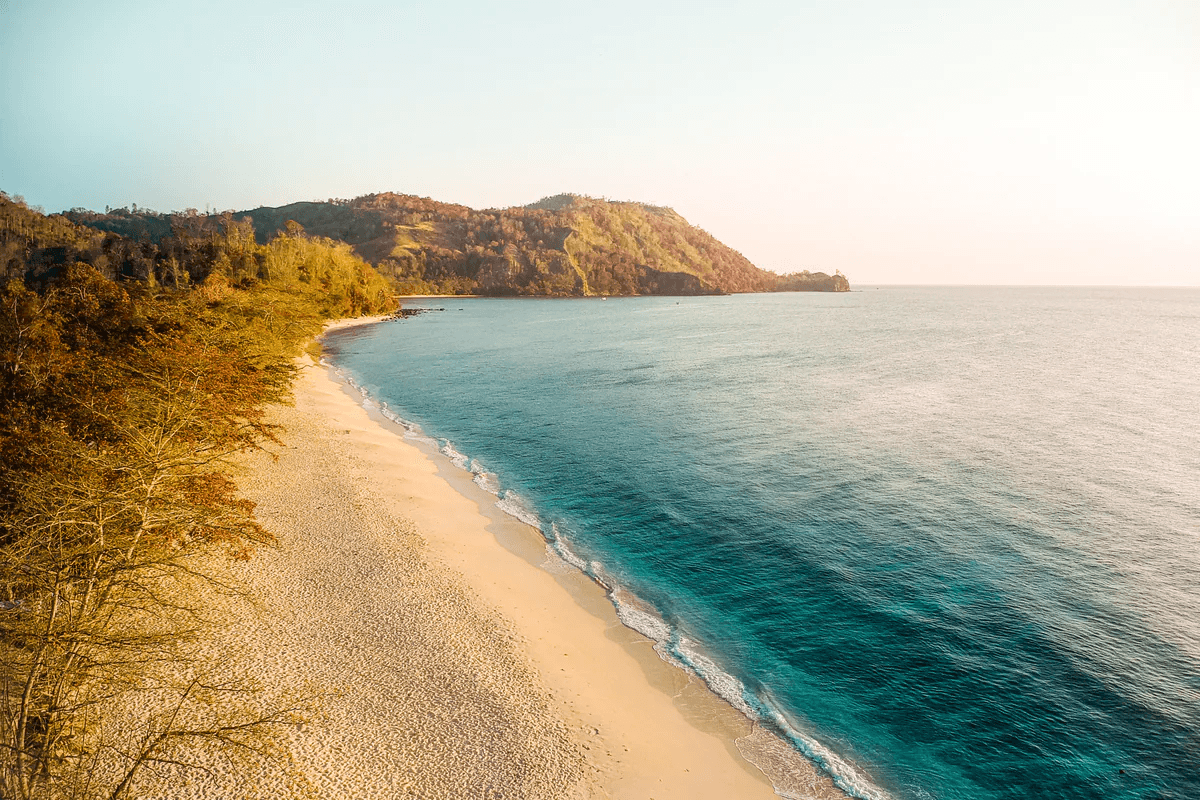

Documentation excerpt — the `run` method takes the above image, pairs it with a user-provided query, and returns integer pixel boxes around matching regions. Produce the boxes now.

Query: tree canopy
[0,193,393,799]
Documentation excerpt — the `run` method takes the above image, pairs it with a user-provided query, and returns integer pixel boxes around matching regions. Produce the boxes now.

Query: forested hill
[4,194,393,316]
[1,192,396,799]
[67,193,850,296]
[240,192,782,295]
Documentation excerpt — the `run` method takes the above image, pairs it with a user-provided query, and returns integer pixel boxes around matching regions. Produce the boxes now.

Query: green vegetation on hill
[68,193,850,296]
[0,193,392,799]
[245,192,787,295]
[51,205,392,316]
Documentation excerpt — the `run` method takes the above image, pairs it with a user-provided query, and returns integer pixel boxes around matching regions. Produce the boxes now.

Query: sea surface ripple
[325,287,1200,800]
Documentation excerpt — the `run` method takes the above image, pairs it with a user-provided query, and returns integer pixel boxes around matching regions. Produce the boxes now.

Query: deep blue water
[324,288,1200,800]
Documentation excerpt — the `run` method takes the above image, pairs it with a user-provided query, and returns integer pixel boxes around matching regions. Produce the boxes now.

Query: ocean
[322,287,1200,800]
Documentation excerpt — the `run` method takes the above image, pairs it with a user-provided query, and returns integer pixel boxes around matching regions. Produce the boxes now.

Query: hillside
[69,193,849,296]
[1,192,395,800]
[9,195,393,316]
[240,192,781,296]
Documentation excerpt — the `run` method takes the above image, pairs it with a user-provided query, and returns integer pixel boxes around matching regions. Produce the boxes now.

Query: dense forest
[66,193,850,296]
[0,193,393,799]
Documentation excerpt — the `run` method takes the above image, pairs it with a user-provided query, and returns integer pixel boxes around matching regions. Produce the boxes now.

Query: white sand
[126,326,846,798]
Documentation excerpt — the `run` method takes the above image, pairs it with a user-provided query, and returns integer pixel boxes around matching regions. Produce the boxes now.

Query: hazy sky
[2,0,1198,285]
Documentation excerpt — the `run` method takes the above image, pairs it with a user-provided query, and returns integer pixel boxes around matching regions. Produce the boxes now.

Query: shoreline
[306,349,784,798]
[123,310,849,798]
[318,317,851,799]
[320,312,394,333]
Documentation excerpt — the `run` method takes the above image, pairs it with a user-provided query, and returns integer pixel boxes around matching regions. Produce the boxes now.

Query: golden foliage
[0,200,391,798]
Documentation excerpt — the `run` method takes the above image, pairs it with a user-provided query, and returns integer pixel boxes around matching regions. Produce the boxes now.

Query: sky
[2,0,1198,285]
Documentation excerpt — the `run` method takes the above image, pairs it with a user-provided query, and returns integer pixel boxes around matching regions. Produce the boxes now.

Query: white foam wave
[321,362,443,446]
[495,492,542,531]
[473,471,500,495]
[538,546,576,575]
[390,414,436,445]
[588,561,615,591]
[548,525,589,572]
[652,640,690,671]
[440,441,470,470]
[753,691,895,800]
[611,588,672,642]
[675,636,754,716]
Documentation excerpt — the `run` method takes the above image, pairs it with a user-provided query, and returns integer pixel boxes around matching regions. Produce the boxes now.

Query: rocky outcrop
[774,270,850,292]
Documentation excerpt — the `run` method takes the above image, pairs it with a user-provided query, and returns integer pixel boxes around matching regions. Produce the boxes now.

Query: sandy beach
[128,315,844,799]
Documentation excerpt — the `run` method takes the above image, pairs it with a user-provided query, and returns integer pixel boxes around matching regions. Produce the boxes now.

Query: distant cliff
[67,193,851,296]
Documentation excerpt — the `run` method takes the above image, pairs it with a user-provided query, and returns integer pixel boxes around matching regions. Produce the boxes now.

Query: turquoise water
[324,288,1200,800]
